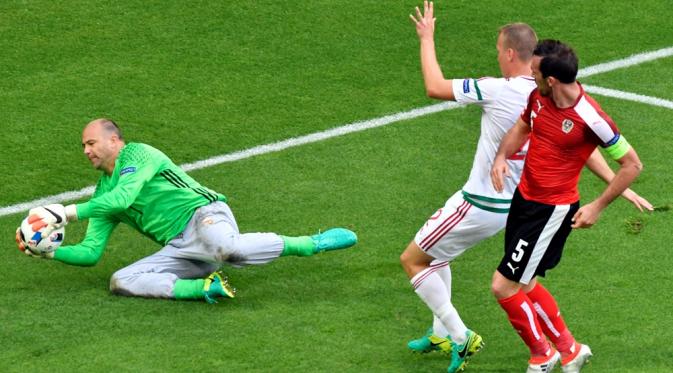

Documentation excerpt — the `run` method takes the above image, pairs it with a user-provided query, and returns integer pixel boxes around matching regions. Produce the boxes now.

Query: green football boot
[407,328,452,354]
[311,228,357,253]
[203,271,236,304]
[447,330,484,373]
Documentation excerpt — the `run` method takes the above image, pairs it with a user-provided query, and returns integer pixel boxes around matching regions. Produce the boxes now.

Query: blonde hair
[499,23,538,61]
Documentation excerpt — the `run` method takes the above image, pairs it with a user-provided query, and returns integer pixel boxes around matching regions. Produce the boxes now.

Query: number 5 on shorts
[511,239,528,262]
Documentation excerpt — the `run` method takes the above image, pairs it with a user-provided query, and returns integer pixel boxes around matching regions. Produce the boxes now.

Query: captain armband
[604,134,631,160]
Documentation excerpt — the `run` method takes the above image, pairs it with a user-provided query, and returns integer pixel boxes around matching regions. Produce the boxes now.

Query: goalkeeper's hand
[15,227,54,259]
[27,203,77,231]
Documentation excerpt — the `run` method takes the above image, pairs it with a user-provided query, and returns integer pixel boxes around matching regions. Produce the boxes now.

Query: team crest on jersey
[561,119,574,134]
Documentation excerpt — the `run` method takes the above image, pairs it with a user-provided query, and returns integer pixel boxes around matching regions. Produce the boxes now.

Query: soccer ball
[19,217,65,254]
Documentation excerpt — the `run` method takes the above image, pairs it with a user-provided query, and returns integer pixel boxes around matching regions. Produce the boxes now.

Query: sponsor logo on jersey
[120,166,137,176]
[536,99,544,112]
[462,79,470,93]
[562,119,574,134]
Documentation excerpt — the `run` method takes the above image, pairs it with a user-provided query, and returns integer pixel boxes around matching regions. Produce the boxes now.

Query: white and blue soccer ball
[19,217,65,254]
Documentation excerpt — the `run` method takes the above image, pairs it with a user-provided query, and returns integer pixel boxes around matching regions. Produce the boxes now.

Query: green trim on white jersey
[451,76,536,202]
[462,191,510,213]
[473,79,483,101]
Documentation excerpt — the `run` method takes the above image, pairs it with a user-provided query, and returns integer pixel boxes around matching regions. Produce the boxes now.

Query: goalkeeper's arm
[75,147,161,220]
[54,217,118,266]
[33,146,161,225]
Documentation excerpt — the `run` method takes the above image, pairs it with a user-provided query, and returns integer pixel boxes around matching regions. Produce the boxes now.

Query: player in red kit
[490,40,643,373]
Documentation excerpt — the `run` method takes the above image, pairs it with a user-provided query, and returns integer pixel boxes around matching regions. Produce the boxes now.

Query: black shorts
[497,188,579,284]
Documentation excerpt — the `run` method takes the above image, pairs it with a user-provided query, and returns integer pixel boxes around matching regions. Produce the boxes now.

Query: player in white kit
[403,2,652,372]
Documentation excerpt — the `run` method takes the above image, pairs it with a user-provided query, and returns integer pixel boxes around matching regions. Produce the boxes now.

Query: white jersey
[451,76,537,213]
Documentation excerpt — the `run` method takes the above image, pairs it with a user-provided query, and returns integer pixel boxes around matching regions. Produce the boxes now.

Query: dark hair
[100,118,124,140]
[499,23,538,61]
[533,39,578,83]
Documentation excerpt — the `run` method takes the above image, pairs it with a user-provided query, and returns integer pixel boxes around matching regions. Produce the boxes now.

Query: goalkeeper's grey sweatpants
[109,201,284,298]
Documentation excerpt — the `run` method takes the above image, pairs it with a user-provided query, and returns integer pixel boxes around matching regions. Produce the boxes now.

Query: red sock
[526,283,576,354]
[498,290,550,356]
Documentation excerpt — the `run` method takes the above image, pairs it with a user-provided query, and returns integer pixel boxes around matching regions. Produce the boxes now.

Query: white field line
[577,46,673,78]
[2,46,673,217]
[1,186,97,219]
[181,101,461,172]
[583,84,673,110]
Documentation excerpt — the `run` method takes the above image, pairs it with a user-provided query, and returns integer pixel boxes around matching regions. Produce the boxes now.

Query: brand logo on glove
[43,207,63,224]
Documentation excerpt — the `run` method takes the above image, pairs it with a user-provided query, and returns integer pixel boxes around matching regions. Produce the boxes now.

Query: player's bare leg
[400,240,435,278]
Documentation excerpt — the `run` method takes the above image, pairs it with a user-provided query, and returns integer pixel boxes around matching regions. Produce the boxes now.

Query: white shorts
[414,190,507,261]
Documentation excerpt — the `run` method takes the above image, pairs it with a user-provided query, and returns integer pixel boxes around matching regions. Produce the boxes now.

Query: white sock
[435,262,468,344]
[433,259,452,293]
[432,315,449,338]
[429,260,449,337]
[411,263,468,344]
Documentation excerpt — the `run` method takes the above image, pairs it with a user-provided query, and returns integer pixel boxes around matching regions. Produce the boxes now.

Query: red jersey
[518,83,620,205]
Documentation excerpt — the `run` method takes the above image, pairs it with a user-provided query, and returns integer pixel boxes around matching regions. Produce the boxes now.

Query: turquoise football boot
[408,327,452,354]
[311,228,357,253]
[447,330,484,373]
[203,271,236,304]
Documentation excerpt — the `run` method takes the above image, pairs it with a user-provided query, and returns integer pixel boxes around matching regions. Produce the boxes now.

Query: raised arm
[410,1,454,100]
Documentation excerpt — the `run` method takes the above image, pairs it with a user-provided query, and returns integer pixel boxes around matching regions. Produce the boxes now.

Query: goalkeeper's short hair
[99,118,124,141]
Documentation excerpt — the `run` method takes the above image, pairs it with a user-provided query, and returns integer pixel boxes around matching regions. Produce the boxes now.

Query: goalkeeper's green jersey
[54,143,226,266]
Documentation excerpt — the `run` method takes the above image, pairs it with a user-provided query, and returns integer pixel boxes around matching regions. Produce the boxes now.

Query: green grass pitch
[1,1,672,372]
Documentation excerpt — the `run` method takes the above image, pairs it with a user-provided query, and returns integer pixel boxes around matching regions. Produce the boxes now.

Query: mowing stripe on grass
[2,46,673,217]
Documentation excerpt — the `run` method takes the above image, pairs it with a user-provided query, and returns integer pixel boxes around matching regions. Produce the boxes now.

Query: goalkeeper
[15,118,358,303]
